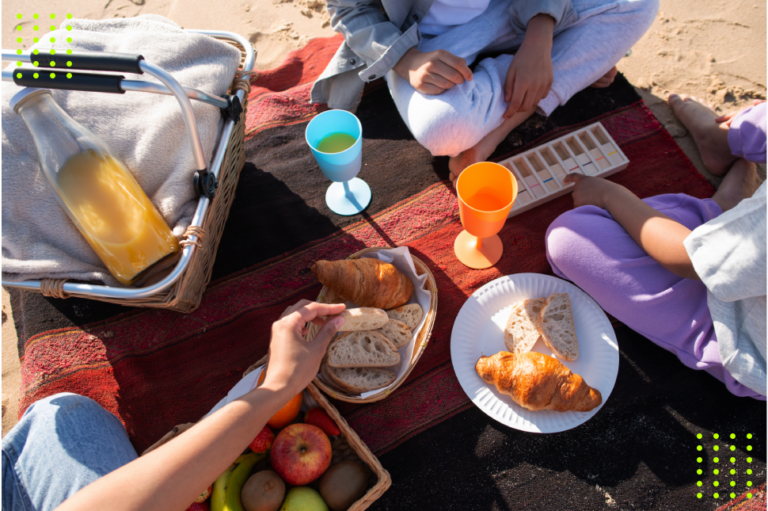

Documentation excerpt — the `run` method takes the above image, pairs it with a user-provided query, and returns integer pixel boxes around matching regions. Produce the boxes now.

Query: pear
[280,487,328,511]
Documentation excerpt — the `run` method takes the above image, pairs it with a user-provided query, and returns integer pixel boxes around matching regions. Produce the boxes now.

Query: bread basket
[306,247,438,403]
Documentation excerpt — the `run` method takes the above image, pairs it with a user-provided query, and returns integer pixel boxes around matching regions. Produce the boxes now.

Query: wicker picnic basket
[2,32,254,314]
[143,355,392,511]
[307,247,438,403]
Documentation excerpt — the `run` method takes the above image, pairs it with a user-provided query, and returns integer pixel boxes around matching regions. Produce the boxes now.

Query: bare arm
[56,300,346,511]
[563,174,699,280]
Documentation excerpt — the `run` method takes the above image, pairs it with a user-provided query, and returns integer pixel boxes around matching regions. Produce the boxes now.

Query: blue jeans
[2,393,138,511]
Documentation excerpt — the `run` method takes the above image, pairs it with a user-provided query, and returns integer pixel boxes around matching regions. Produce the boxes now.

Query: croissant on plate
[475,351,602,412]
[311,258,414,310]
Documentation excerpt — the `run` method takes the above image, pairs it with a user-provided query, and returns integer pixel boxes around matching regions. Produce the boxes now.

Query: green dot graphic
[747,469,753,475]
[730,445,736,451]
[748,493,753,499]
[714,493,719,498]
[697,457,703,463]
[49,61,55,66]
[714,481,719,487]
[50,25,55,31]
[730,493,736,499]
[747,433,752,439]
[49,72,55,78]
[730,469,736,475]
[33,25,38,31]
[66,72,72,79]
[714,446,719,451]
[16,37,22,43]
[16,13,22,19]
[66,37,72,43]
[67,25,72,31]
[714,470,719,475]
[33,72,39,79]
[747,481,753,487]
[33,61,38,66]
[50,13,56,19]
[730,433,736,439]
[16,73,22,79]
[50,49,55,55]
[714,457,719,463]
[67,13,73,19]
[66,49,72,54]
[16,49,22,55]
[16,61,22,67]
[730,457,736,463]
[730,481,736,487]
[66,61,72,67]
[697,445,703,451]
[17,26,22,31]
[714,433,719,439]
[33,13,39,19]
[33,37,39,43]
[747,445,752,451]
[697,481,703,487]
[697,469,703,475]
[697,433,703,439]
[33,49,39,54]
[697,493,702,499]
[50,37,55,42]
[747,457,752,463]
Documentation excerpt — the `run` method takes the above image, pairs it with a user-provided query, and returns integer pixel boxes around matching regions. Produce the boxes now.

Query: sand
[1,0,765,435]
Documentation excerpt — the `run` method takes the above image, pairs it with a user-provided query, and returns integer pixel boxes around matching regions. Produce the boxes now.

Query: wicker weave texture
[307,247,438,403]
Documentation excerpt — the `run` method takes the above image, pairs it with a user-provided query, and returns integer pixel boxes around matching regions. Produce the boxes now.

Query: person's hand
[563,173,623,209]
[393,47,473,95]
[503,14,554,119]
[261,300,345,395]
[715,99,766,126]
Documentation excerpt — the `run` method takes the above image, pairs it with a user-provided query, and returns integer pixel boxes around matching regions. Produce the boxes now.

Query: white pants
[386,0,659,157]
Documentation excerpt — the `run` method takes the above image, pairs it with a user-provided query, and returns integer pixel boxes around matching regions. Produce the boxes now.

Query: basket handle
[13,68,124,93]
[34,52,145,74]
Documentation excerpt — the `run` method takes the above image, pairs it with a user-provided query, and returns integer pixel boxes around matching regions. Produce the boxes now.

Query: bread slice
[537,293,579,361]
[337,308,388,331]
[327,331,400,368]
[504,298,545,353]
[385,304,423,330]
[326,365,396,393]
[374,319,412,349]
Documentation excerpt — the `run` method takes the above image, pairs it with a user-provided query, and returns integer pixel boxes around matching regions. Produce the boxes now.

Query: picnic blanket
[9,35,765,510]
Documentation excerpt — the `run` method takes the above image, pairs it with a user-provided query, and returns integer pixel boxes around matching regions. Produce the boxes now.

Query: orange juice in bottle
[12,88,179,285]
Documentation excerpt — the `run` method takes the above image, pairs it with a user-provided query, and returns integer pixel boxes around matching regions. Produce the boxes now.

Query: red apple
[186,501,209,511]
[270,423,331,485]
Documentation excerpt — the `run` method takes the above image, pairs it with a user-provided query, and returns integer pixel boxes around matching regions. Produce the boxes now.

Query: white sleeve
[684,182,767,302]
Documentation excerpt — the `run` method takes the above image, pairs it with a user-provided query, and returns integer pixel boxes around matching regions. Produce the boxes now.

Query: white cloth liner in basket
[1,15,241,286]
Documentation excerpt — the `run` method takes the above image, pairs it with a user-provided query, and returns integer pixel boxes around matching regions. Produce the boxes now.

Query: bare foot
[668,93,736,176]
[712,159,762,212]
[448,109,535,183]
[590,66,618,88]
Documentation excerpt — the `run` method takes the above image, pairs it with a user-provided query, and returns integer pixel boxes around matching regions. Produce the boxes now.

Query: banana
[223,452,265,511]
[212,455,250,511]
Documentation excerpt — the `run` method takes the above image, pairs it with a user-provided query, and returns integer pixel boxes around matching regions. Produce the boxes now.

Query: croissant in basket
[311,258,413,309]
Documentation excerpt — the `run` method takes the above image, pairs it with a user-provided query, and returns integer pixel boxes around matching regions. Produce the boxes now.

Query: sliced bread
[504,297,545,353]
[337,308,388,331]
[537,292,579,361]
[326,365,396,393]
[327,331,401,368]
[385,304,423,330]
[375,319,412,349]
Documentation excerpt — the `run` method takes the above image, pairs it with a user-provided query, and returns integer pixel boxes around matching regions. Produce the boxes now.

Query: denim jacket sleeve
[327,0,420,82]
[509,0,576,32]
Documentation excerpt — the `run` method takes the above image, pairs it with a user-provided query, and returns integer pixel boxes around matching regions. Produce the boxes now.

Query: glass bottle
[11,88,179,286]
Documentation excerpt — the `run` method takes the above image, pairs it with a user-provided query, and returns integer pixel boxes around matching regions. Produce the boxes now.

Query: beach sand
[2,0,765,435]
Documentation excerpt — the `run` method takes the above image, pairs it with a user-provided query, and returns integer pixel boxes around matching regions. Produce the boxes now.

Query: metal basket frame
[1,30,255,303]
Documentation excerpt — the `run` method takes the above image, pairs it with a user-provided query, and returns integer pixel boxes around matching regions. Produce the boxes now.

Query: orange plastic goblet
[454,162,518,269]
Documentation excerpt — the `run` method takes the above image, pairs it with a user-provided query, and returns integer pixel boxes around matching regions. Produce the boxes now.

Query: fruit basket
[142,355,391,511]
[307,246,438,403]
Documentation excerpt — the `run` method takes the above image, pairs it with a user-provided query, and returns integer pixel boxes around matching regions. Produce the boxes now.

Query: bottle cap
[9,87,51,113]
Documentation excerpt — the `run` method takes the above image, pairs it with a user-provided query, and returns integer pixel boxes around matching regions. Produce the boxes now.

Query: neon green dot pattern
[695,432,759,500]
[14,13,74,79]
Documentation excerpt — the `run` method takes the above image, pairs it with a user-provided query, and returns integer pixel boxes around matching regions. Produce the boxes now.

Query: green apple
[280,487,329,511]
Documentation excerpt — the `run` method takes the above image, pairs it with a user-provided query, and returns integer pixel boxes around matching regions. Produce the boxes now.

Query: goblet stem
[476,237,483,250]
[343,180,352,198]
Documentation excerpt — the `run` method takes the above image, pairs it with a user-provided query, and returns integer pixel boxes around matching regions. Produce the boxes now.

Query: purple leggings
[545,104,767,400]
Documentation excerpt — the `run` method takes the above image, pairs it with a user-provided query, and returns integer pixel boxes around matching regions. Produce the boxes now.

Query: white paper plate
[450,273,618,433]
